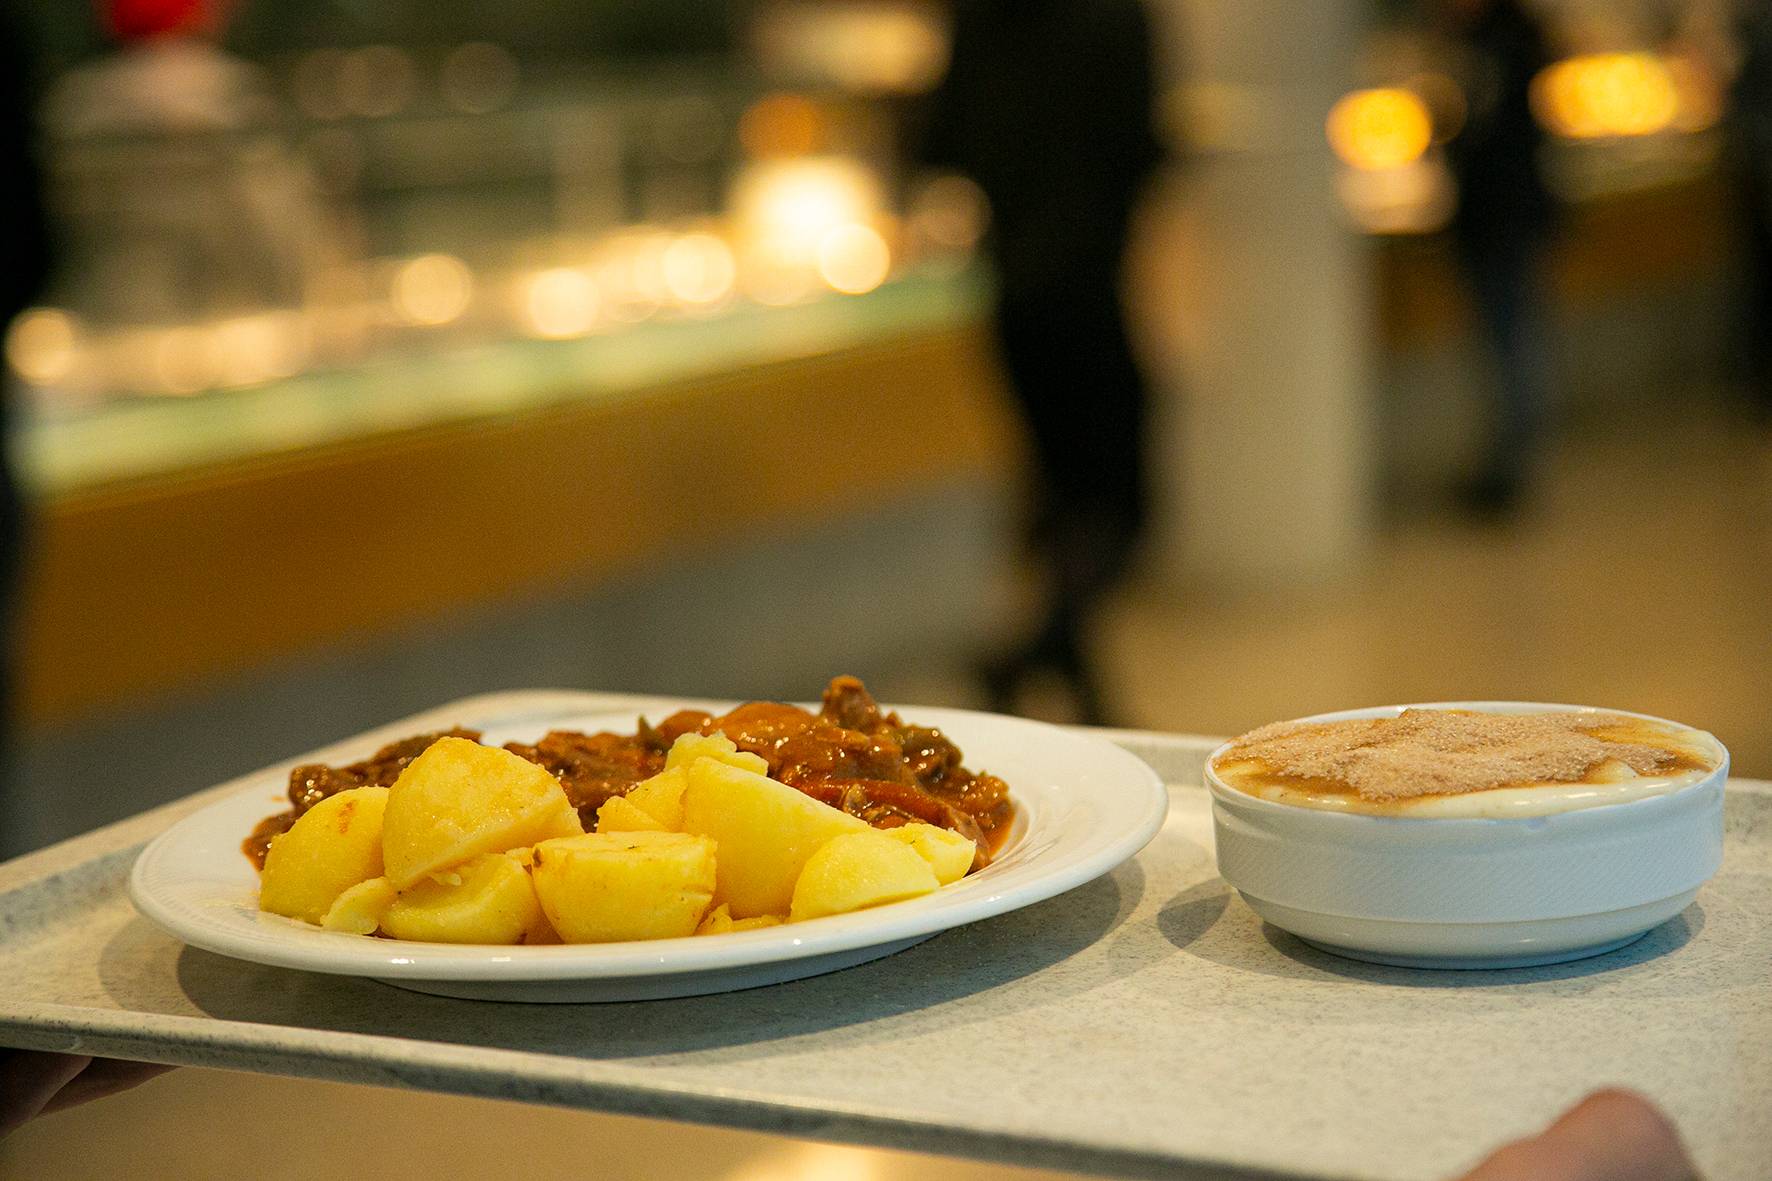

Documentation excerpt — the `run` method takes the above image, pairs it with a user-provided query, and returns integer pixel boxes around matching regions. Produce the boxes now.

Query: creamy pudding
[1211,708,1721,818]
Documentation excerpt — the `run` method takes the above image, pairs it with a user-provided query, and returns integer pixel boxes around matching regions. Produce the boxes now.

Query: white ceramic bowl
[1206,702,1728,969]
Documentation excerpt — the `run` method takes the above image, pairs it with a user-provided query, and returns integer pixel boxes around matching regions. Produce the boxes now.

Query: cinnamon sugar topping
[1216,710,1709,801]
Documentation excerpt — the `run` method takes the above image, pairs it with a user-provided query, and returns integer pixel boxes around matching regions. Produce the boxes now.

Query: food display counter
[14,270,1016,730]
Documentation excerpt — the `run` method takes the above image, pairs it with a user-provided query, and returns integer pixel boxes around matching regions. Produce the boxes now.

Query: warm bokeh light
[6,307,79,386]
[1335,158,1456,235]
[738,92,824,159]
[739,243,817,307]
[1532,53,1679,140]
[661,233,737,307]
[518,268,600,339]
[1326,88,1433,171]
[151,326,212,396]
[732,157,883,268]
[208,312,310,387]
[816,223,891,295]
[589,230,673,320]
[626,231,675,306]
[390,254,474,327]
[751,3,947,95]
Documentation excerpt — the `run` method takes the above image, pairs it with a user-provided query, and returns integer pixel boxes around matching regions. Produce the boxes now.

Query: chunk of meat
[503,730,664,828]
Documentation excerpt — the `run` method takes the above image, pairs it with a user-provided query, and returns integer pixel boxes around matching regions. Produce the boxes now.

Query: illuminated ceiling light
[390,254,473,327]
[816,223,890,295]
[1326,88,1433,171]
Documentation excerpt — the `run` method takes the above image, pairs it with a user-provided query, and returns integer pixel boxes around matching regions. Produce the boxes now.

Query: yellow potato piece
[381,852,543,944]
[884,823,977,885]
[695,903,734,936]
[681,758,869,918]
[320,876,398,935]
[731,914,784,932]
[664,730,769,776]
[789,831,939,923]
[531,831,716,943]
[597,795,667,833]
[259,786,390,925]
[623,766,688,830]
[381,737,582,889]
[696,905,783,936]
[522,910,562,945]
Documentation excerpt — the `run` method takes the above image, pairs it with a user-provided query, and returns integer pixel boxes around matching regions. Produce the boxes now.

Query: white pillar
[1143,0,1376,586]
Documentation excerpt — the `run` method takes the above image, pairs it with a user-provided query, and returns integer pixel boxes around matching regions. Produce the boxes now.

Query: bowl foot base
[1294,929,1649,970]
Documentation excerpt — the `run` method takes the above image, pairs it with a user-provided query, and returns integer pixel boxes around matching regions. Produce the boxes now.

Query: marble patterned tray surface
[2,691,1767,1181]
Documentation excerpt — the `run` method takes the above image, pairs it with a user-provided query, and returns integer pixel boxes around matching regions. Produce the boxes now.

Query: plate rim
[128,695,1169,984]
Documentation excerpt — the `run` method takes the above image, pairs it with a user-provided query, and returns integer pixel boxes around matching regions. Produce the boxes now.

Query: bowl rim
[1203,700,1729,826]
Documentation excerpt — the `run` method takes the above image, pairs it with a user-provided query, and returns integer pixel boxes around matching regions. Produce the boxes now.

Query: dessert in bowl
[1206,703,1728,968]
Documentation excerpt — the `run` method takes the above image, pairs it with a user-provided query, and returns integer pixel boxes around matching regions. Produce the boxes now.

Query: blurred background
[2,0,1770,1171]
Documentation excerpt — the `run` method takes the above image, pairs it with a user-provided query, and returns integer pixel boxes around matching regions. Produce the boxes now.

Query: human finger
[1457,1089,1699,1181]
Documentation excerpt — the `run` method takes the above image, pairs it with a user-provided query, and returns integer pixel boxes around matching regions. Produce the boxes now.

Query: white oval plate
[130,701,1167,1002]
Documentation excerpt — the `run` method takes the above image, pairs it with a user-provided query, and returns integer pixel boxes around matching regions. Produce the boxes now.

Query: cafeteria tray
[2,691,1768,1180]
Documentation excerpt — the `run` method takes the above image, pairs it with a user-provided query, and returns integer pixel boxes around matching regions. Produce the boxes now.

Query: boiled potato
[531,831,716,942]
[681,758,868,918]
[789,830,940,923]
[320,875,398,934]
[698,905,787,935]
[884,823,976,885]
[732,914,784,932]
[597,795,667,833]
[381,737,582,889]
[259,786,390,925]
[664,730,768,776]
[695,902,735,936]
[623,767,688,830]
[381,851,543,944]
[522,908,562,945]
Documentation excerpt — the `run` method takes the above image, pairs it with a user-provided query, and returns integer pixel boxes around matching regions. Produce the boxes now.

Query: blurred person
[919,0,1162,726]
[1729,1,1772,422]
[1441,0,1559,516]
[44,0,337,326]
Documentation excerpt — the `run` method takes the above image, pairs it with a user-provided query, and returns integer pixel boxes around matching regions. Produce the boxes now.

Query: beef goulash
[245,676,1013,873]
